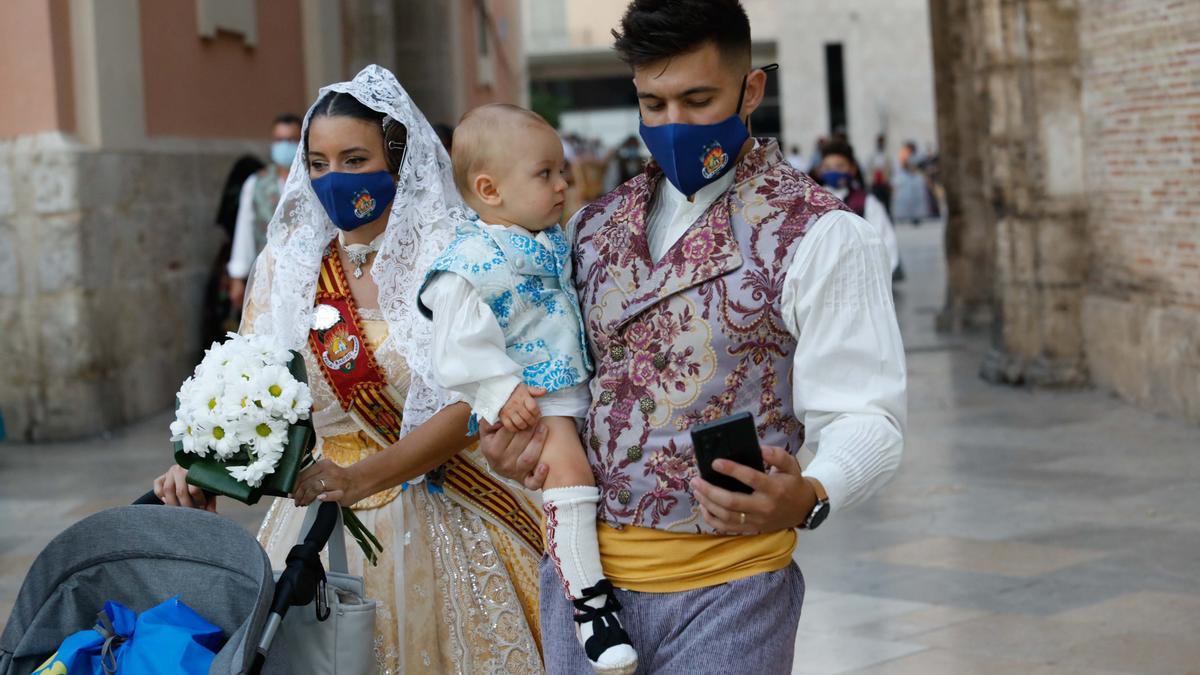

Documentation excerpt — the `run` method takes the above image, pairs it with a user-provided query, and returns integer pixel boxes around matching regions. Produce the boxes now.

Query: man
[227,113,302,309]
[481,1,906,671]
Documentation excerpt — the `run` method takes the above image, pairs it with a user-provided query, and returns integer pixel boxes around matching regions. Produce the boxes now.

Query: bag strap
[297,503,349,574]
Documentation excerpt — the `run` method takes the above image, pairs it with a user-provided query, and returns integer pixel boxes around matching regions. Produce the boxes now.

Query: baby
[418,104,637,675]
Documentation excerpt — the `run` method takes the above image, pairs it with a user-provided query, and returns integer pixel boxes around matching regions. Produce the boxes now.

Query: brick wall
[1080,1,1200,421]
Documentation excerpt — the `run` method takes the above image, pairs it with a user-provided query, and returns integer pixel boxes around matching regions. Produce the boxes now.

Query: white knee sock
[542,485,605,603]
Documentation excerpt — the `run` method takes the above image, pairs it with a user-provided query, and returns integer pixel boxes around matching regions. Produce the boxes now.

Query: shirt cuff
[471,374,523,425]
[801,455,850,516]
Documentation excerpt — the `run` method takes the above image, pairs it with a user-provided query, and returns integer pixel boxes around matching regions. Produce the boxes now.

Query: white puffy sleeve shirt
[420,272,524,425]
[645,172,907,516]
[226,173,259,279]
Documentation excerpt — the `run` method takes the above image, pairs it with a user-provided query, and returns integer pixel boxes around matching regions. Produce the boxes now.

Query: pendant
[353,265,364,279]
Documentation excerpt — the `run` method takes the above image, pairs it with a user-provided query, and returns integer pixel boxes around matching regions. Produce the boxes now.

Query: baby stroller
[0,493,340,674]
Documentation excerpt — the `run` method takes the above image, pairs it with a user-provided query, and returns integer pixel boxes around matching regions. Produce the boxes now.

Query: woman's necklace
[338,231,384,279]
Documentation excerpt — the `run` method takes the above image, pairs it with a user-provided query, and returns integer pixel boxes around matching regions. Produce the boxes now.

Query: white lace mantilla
[245,65,468,436]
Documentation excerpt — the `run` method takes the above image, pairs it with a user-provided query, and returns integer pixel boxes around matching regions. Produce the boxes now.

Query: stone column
[930,0,995,333]
[934,0,1089,386]
[979,0,1088,386]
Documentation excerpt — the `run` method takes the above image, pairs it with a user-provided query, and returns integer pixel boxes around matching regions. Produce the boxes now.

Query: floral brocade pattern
[572,139,846,532]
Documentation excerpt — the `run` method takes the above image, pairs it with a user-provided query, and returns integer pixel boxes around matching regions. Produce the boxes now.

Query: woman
[155,66,544,674]
[816,139,902,279]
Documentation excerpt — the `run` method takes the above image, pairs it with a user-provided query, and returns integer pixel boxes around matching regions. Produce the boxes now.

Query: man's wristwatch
[801,476,830,530]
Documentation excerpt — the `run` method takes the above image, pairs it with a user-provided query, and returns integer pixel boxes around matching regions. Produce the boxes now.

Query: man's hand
[690,446,816,534]
[479,420,550,490]
[500,384,542,431]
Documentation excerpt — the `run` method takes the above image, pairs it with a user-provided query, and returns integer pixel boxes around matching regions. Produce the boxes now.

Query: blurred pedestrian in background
[226,113,303,311]
[866,133,892,217]
[816,139,902,281]
[891,140,930,224]
[203,153,264,346]
[786,144,805,171]
[806,135,827,174]
[432,122,454,153]
[604,134,645,191]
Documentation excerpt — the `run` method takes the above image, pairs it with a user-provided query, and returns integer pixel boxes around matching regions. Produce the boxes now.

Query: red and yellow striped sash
[307,246,544,555]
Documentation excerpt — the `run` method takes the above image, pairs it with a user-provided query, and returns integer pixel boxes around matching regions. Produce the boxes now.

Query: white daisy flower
[251,364,299,415]
[194,415,242,459]
[247,417,289,455]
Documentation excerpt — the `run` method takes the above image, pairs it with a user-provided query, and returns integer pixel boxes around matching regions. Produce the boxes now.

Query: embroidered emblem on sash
[319,324,360,371]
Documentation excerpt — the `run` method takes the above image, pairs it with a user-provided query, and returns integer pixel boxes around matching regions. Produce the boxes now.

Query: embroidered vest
[419,220,591,394]
[252,170,282,254]
[572,139,846,533]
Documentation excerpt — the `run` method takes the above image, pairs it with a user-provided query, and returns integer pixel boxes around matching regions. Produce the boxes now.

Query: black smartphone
[689,412,765,494]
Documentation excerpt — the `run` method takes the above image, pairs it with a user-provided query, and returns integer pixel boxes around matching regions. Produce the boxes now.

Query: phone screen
[689,412,765,494]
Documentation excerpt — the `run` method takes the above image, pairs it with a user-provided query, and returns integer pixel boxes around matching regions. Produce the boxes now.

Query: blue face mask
[270,140,299,167]
[311,170,395,231]
[821,171,852,189]
[638,74,758,197]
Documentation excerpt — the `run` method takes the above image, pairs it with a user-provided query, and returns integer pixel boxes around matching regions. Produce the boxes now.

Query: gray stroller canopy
[1,505,280,675]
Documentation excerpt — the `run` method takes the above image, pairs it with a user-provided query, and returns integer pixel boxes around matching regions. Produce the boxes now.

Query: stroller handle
[132,489,216,506]
[258,501,340,660]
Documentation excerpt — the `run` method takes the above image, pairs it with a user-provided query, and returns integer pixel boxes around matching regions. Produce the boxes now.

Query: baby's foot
[572,579,638,675]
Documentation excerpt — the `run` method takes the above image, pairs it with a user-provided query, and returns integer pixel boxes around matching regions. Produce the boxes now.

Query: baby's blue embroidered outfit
[419,219,592,432]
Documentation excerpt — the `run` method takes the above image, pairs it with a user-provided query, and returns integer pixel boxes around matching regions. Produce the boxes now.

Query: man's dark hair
[273,113,302,127]
[612,0,751,69]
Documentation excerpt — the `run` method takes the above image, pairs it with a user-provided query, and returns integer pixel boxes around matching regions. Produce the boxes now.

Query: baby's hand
[500,384,542,431]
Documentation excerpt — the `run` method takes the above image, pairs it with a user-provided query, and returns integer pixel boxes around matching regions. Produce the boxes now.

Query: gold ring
[319,478,327,491]
[739,512,747,525]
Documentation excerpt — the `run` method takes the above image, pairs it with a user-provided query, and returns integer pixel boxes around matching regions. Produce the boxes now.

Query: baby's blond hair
[451,104,555,206]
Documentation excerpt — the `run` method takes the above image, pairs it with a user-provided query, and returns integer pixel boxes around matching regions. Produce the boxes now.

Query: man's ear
[473,173,502,207]
[740,68,768,120]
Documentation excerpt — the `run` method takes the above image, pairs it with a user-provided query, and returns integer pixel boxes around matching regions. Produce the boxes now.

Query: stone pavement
[2,220,1199,673]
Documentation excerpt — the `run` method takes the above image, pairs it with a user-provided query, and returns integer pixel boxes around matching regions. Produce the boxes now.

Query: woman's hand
[292,458,360,507]
[153,465,217,512]
[479,421,550,490]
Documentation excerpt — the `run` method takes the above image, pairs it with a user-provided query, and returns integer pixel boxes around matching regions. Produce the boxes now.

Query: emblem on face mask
[353,189,376,219]
[700,141,729,179]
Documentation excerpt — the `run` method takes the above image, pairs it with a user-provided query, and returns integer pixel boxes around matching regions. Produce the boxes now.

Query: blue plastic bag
[32,597,224,675]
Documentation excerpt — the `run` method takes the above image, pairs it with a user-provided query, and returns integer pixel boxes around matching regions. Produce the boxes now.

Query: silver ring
[739,512,747,525]
[319,478,327,491]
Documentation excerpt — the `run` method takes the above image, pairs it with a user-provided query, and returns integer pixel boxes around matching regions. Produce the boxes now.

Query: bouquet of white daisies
[170,332,382,563]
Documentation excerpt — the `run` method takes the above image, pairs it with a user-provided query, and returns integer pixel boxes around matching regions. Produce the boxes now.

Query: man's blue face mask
[311,170,395,231]
[638,66,775,197]
[270,140,299,167]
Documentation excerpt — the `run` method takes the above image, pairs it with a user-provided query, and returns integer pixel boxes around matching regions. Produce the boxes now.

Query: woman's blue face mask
[311,170,395,231]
